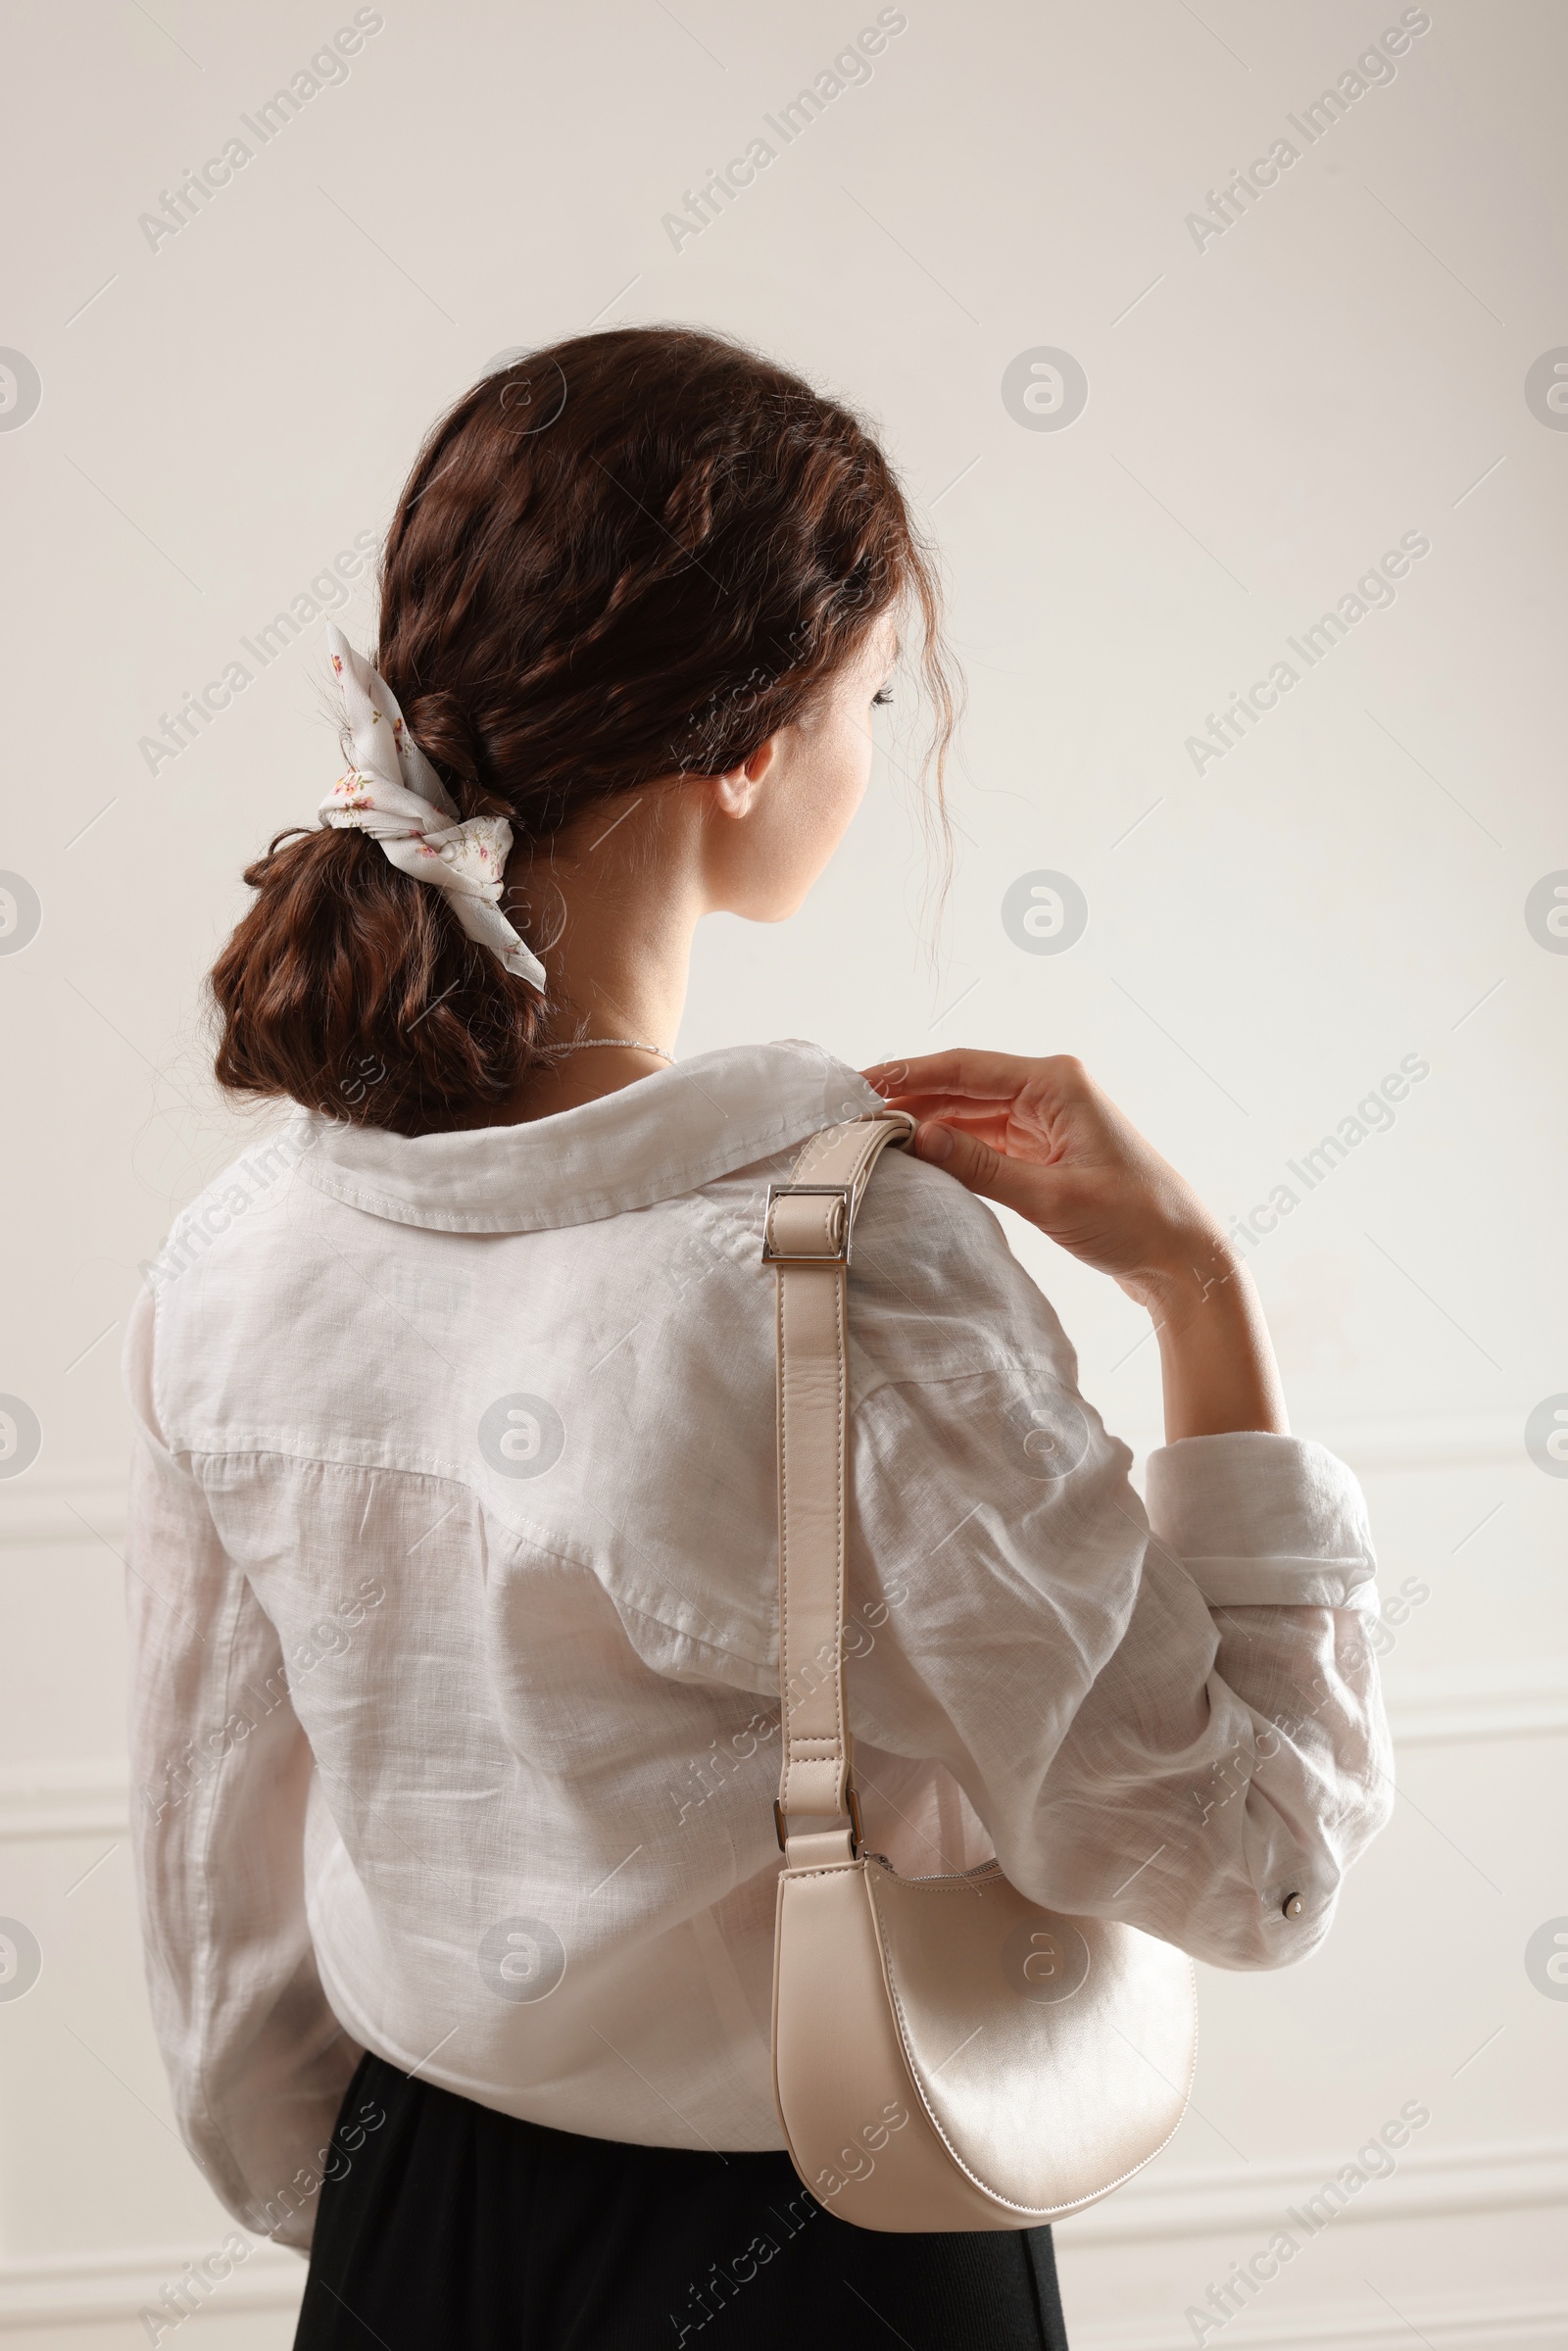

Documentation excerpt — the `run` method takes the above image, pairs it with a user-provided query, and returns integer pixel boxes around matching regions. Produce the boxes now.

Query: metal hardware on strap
[761,1183,854,1266]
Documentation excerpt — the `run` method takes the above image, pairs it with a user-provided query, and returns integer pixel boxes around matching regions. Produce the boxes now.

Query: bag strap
[763,1111,914,1859]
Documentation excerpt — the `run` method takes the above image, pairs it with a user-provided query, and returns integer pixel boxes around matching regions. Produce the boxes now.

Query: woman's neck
[497,799,704,1124]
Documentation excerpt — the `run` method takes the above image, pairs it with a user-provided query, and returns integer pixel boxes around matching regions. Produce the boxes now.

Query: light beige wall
[1,0,1564,2341]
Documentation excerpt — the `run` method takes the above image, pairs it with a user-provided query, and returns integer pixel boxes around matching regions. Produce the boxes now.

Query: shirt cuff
[1144,1431,1377,1608]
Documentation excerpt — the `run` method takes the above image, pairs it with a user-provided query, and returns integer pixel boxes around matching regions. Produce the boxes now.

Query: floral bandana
[318,623,547,994]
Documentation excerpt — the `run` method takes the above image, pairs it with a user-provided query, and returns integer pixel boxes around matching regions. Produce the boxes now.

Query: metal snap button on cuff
[1283,1891,1304,1919]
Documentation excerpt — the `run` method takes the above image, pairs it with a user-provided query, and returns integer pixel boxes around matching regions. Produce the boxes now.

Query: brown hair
[211,325,954,1137]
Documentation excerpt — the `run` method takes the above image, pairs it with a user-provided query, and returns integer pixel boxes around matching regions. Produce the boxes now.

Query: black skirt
[293,2052,1070,2351]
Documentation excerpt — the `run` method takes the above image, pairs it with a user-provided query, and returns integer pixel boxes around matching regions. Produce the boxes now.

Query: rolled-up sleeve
[843,1167,1395,1974]
[122,1285,361,2247]
[1146,1430,1378,1606]
[851,1392,1393,1970]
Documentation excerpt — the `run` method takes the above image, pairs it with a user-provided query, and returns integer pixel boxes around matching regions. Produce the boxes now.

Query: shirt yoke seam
[172,1445,768,1670]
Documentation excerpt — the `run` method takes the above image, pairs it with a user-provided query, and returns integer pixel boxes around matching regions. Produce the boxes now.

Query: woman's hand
[862,1050,1222,1305]
[862,1049,1288,1440]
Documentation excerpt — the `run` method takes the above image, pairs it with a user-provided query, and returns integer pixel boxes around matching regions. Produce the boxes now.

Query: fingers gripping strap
[772,1115,913,1836]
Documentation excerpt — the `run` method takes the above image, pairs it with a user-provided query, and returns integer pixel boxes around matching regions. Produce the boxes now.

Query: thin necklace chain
[563,1037,675,1063]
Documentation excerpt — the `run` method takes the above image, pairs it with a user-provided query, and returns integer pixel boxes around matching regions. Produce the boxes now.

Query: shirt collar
[287,1040,882,1234]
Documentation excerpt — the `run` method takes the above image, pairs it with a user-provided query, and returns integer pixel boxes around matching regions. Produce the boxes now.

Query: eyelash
[871,686,894,707]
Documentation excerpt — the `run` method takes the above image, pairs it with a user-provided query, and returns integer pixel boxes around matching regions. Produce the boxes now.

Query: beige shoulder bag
[763,1111,1198,2231]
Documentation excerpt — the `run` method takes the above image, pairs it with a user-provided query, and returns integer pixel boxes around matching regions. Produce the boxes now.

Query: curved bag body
[773,1850,1197,2230]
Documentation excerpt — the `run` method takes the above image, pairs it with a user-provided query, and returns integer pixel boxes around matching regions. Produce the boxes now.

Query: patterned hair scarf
[317,622,547,993]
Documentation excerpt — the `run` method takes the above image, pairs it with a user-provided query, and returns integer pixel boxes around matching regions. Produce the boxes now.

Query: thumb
[911,1121,1048,1221]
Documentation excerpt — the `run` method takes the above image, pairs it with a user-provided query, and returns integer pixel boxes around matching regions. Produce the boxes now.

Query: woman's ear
[711,733,779,818]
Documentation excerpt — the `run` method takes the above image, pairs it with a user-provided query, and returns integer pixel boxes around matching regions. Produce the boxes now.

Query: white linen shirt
[123,1040,1393,2247]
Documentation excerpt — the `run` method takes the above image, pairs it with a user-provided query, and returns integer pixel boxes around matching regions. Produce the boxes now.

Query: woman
[124,326,1391,2350]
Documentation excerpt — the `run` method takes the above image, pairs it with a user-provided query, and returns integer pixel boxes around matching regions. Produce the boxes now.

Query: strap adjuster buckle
[774,1788,862,1855]
[761,1183,855,1267]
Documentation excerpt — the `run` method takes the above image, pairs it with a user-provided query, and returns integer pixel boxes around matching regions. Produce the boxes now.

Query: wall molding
[1287,1412,1526,1476]
[0,2236,300,2329]
[0,1757,129,1841]
[1119,1413,1526,1479]
[1384,1662,1568,1747]
[0,1462,129,1548]
[1055,2132,1568,2249]
[1065,2291,1568,2351]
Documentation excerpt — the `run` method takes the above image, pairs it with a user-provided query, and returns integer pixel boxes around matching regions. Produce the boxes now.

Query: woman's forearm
[1135,1244,1290,1444]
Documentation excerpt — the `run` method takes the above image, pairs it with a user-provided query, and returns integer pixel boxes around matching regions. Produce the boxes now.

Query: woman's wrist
[1135,1240,1290,1443]
[1119,1223,1240,1327]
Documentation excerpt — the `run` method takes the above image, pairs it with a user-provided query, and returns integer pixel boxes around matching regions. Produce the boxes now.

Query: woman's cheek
[832,719,874,824]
